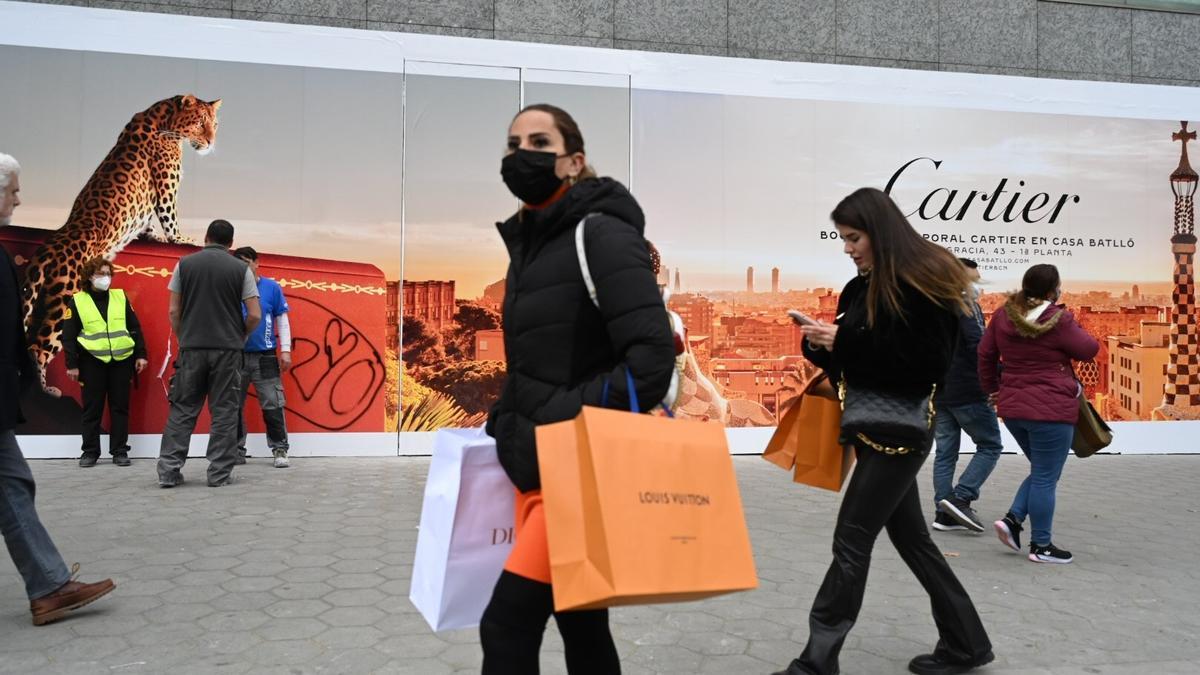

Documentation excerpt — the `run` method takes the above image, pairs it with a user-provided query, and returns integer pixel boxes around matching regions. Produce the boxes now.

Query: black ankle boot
[908,650,994,675]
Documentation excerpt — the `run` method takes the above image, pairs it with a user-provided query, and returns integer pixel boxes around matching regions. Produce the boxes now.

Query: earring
[568,174,578,186]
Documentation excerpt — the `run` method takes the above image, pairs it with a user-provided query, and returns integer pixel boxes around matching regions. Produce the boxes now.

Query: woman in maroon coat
[978,264,1099,564]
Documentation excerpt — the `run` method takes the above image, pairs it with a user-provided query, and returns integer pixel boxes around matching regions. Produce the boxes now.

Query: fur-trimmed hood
[1003,295,1062,339]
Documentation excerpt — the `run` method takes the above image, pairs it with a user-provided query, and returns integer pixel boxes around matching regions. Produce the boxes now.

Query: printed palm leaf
[400,390,487,432]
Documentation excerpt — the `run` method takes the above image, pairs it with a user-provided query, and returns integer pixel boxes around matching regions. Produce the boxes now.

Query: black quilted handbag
[838,379,936,454]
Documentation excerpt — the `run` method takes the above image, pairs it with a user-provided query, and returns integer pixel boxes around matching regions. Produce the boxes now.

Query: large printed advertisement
[3,2,1199,455]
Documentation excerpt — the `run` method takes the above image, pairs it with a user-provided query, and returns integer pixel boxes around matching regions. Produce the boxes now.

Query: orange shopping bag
[763,374,835,470]
[763,391,803,470]
[791,394,855,492]
[535,381,757,612]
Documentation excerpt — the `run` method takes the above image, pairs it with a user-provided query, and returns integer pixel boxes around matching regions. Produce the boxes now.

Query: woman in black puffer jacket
[480,104,676,675]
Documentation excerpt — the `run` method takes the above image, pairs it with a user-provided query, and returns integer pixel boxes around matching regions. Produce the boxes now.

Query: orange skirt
[502,488,552,584]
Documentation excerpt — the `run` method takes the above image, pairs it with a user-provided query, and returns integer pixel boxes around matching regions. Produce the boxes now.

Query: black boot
[78,454,98,468]
[908,651,994,675]
[112,448,131,467]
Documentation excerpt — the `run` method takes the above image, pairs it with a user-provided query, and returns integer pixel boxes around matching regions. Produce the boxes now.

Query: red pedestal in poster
[2,226,387,436]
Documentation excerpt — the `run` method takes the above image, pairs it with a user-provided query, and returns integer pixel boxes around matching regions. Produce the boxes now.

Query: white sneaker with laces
[273,452,290,468]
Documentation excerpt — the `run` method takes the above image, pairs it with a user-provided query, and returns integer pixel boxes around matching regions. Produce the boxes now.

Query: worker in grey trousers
[157,219,261,488]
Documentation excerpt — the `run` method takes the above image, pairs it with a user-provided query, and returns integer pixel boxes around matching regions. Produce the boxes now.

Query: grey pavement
[0,454,1197,674]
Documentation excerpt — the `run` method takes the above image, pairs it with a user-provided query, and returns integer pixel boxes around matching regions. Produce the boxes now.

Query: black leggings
[480,571,620,675]
[794,444,992,674]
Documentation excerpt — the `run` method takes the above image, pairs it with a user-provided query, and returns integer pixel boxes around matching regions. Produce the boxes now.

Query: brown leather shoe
[30,565,115,626]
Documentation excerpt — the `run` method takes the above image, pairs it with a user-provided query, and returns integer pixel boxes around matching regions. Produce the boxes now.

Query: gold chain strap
[854,432,915,455]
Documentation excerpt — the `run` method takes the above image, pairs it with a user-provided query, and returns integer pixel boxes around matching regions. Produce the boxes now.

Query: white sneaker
[273,453,290,468]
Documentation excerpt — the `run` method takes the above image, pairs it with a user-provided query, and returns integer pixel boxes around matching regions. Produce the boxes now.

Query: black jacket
[1,243,34,431]
[936,293,988,406]
[803,274,960,404]
[62,289,148,369]
[486,178,676,492]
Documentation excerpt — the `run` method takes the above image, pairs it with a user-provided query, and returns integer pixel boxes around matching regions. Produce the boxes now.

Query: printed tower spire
[1157,121,1200,419]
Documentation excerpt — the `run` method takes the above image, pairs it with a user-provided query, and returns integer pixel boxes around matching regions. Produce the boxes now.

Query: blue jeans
[933,401,1004,506]
[1003,419,1073,547]
[0,429,72,600]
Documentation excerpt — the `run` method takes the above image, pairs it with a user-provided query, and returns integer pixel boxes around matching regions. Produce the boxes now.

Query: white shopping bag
[409,428,515,632]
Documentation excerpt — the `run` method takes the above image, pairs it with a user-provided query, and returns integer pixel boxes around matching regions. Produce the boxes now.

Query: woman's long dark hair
[1014,264,1061,308]
[831,188,970,325]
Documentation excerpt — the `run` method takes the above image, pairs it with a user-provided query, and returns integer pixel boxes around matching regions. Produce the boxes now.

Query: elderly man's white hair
[0,153,19,190]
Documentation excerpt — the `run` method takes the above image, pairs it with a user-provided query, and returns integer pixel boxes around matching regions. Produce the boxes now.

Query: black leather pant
[792,444,992,674]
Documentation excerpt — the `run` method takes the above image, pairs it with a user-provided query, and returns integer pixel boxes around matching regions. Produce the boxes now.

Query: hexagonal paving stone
[279,567,336,583]
[199,611,271,633]
[69,614,148,638]
[244,639,324,666]
[112,578,174,597]
[271,582,334,600]
[284,554,339,568]
[374,633,449,660]
[143,551,198,566]
[7,456,1199,674]
[176,570,235,588]
[161,584,228,605]
[220,576,284,594]
[254,617,327,641]
[332,547,384,561]
[210,591,278,611]
[48,635,130,661]
[664,611,726,633]
[231,562,289,578]
[309,646,393,672]
[265,599,332,619]
[368,656,454,674]
[314,625,385,650]
[319,605,386,628]
[185,557,243,572]
[143,602,217,624]
[0,650,50,672]
[327,573,386,590]
[196,630,264,655]
[323,588,386,607]
[130,565,188,581]
[437,642,484,669]
[625,644,704,673]
[331,559,384,574]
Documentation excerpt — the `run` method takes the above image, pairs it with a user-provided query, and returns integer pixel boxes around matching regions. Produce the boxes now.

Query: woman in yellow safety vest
[62,257,148,467]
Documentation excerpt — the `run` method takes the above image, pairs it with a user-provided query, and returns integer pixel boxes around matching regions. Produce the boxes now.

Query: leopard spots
[21,93,221,396]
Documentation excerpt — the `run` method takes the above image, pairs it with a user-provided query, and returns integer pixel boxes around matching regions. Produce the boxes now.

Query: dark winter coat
[486,178,676,492]
[802,274,961,447]
[937,293,988,406]
[978,297,1099,424]
[1,243,34,431]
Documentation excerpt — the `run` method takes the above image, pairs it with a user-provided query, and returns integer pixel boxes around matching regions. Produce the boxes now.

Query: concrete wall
[14,0,1200,86]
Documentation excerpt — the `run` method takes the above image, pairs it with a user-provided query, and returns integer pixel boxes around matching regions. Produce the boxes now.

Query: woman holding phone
[773,188,993,675]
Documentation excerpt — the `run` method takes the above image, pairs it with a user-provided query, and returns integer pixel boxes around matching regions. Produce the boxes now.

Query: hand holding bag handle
[601,367,674,418]
[579,216,680,413]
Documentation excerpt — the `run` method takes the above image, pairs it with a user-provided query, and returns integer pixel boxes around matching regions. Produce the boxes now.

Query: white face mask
[91,275,112,291]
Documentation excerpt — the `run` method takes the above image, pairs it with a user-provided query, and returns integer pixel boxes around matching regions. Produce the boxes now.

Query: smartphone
[787,310,818,326]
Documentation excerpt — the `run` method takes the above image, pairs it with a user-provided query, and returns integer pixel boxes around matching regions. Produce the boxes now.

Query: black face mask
[501,149,565,205]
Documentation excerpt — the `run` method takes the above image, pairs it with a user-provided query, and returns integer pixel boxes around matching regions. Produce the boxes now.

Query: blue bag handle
[601,367,640,413]
[600,367,675,417]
